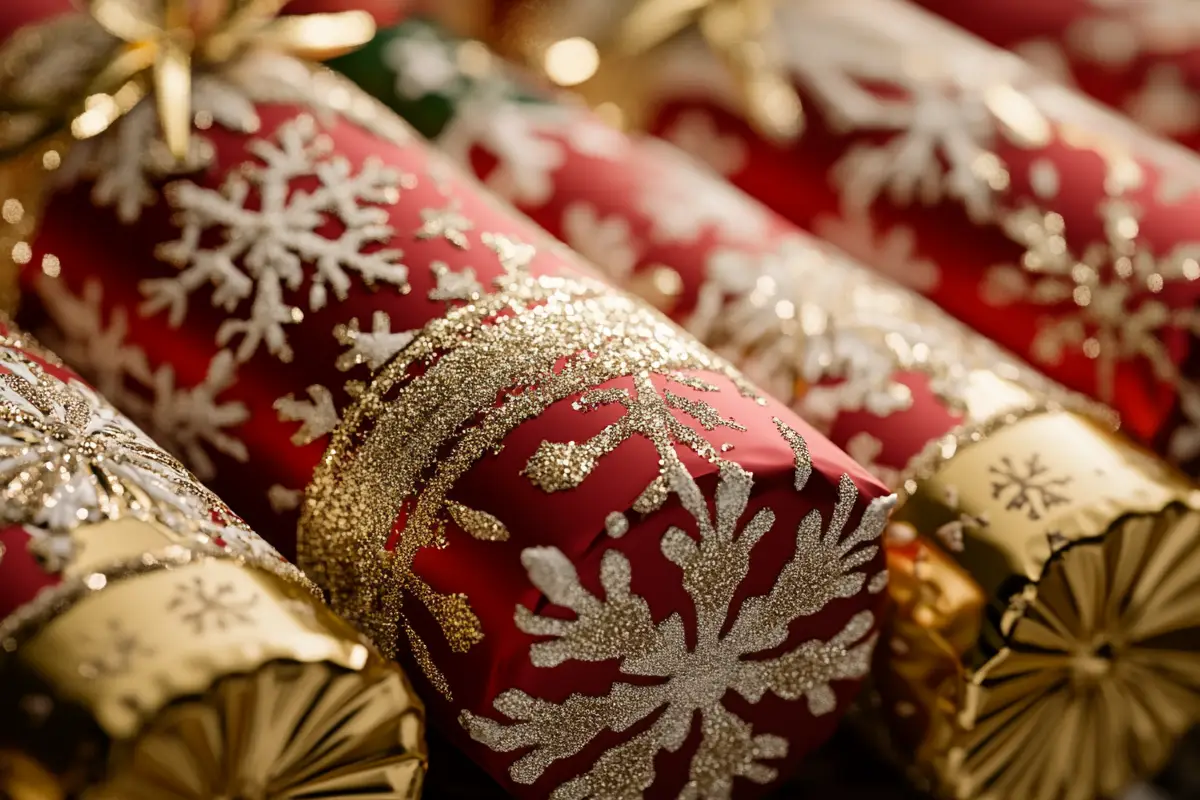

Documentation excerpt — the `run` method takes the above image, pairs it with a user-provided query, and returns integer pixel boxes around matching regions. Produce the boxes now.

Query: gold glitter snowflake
[525,371,746,513]
[982,199,1200,402]
[461,455,895,798]
[301,244,763,700]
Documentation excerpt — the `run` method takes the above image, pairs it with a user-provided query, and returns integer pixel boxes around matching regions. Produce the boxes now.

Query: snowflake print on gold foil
[463,447,895,798]
[144,114,409,363]
[168,575,259,634]
[981,199,1200,405]
[988,453,1072,521]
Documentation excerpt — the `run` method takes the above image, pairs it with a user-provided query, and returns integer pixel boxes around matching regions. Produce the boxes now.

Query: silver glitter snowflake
[982,199,1200,403]
[462,455,895,799]
[0,343,273,571]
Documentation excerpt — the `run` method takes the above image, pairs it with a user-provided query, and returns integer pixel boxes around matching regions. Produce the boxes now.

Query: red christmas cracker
[492,0,1200,474]
[0,317,426,798]
[328,20,1200,799]
[0,3,895,797]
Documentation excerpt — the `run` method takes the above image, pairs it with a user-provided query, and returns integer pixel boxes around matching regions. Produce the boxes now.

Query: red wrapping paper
[504,0,1200,470]
[0,5,895,797]
[335,23,1200,798]
[911,0,1200,152]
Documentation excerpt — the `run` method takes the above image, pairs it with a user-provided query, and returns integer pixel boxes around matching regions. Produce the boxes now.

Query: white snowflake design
[561,202,639,281]
[379,22,626,208]
[635,139,770,245]
[845,432,901,488]
[143,113,409,363]
[807,41,1031,222]
[1124,64,1200,138]
[980,199,1200,411]
[275,385,342,447]
[812,208,941,293]
[333,311,417,372]
[688,235,979,432]
[1062,0,1200,68]
[384,23,469,99]
[436,81,627,207]
[462,453,894,798]
[0,342,272,571]
[51,48,413,225]
[661,110,749,177]
[1014,1,1200,139]
[34,276,249,481]
[648,0,1046,222]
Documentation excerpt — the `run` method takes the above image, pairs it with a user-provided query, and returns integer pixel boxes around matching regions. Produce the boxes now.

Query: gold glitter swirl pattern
[299,238,762,698]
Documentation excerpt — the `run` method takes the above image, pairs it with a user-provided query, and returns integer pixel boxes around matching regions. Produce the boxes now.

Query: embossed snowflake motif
[168,575,259,634]
[462,458,895,799]
[981,200,1200,403]
[144,114,409,363]
[76,619,154,680]
[989,453,1072,521]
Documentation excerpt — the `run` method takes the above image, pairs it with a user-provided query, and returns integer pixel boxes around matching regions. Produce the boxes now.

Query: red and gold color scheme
[325,18,1200,800]
[0,319,426,799]
[911,0,1200,153]
[0,2,897,797]
[485,0,1200,480]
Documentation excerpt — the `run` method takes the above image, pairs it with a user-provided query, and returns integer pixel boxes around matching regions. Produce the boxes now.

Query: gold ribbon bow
[1,0,376,162]
[0,0,376,314]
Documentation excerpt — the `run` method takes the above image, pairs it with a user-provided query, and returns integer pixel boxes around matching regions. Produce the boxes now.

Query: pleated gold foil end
[0,521,428,799]
[878,404,1200,800]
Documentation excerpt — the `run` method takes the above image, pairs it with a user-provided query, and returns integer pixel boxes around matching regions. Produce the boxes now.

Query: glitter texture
[0,336,285,573]
[604,511,629,538]
[460,458,894,797]
[299,241,760,696]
